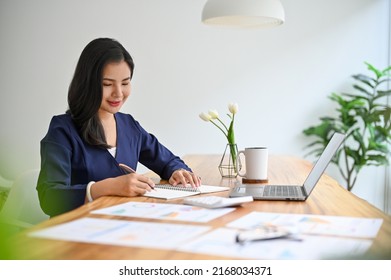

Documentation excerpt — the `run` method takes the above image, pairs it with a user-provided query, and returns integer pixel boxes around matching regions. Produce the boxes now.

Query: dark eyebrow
[102,77,131,82]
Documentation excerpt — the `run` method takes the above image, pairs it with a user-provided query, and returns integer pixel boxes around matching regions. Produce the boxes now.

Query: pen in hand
[119,163,136,174]
[119,163,155,190]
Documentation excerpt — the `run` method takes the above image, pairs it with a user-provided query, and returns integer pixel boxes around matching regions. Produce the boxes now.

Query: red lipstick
[108,101,121,107]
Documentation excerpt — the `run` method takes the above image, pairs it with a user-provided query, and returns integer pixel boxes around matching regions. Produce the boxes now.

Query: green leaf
[366,154,389,166]
[373,90,391,101]
[303,122,334,139]
[374,125,391,141]
[352,74,376,87]
[345,147,364,167]
[381,65,391,75]
[329,92,346,104]
[342,93,369,101]
[365,62,382,79]
[368,141,389,154]
[227,119,235,144]
[303,140,324,149]
[352,129,366,154]
[377,78,391,87]
[352,84,372,96]
[319,116,337,122]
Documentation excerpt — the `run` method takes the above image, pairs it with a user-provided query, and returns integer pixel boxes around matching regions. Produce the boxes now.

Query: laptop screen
[303,132,345,196]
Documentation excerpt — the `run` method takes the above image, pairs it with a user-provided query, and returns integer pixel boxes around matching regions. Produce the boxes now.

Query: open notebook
[144,184,229,199]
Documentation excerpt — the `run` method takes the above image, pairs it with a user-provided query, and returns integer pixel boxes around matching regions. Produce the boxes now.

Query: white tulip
[228,103,239,115]
[199,112,212,122]
[208,110,219,119]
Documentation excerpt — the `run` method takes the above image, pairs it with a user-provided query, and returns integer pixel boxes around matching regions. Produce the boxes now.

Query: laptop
[229,132,345,201]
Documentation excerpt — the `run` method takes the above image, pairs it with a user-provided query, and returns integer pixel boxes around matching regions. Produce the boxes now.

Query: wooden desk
[7,155,391,259]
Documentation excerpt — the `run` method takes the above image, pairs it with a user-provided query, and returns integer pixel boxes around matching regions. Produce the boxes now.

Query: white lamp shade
[202,0,285,28]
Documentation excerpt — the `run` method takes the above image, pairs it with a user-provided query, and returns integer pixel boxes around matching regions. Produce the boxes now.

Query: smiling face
[98,60,131,119]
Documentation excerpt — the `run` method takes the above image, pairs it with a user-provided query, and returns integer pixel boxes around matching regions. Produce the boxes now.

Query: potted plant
[303,62,391,191]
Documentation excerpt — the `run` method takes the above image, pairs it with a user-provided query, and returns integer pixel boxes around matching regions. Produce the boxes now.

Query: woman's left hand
[169,169,201,188]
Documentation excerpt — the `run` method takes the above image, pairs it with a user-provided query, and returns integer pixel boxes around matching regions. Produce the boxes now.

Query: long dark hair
[67,38,135,148]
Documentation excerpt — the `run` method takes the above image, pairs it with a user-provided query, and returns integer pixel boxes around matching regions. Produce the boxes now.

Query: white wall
[0,0,389,211]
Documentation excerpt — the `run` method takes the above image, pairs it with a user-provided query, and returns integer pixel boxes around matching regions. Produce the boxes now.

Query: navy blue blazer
[37,113,191,217]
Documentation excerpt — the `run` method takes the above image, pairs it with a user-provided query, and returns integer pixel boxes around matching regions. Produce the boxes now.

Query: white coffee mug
[236,147,268,180]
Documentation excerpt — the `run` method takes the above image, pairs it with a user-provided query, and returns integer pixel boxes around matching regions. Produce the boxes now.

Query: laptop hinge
[301,185,308,197]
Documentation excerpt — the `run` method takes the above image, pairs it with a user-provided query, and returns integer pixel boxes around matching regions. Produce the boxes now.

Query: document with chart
[91,201,235,222]
[178,212,382,259]
[29,217,211,250]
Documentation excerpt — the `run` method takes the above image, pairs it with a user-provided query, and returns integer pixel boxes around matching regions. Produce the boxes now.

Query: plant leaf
[365,62,382,79]
[352,74,376,87]
[352,84,372,96]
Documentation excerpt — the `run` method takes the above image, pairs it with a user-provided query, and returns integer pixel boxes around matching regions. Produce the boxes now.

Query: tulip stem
[229,144,238,174]
[210,120,228,137]
[216,117,229,132]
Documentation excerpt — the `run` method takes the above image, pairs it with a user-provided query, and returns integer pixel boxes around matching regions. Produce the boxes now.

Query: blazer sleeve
[37,116,87,217]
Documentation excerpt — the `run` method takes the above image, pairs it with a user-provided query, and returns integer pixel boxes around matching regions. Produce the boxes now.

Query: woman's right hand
[86,173,155,202]
[114,173,156,196]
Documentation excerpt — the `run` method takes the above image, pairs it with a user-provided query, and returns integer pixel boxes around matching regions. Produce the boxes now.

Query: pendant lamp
[202,0,285,28]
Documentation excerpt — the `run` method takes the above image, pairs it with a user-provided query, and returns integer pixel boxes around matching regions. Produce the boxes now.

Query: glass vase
[218,143,241,178]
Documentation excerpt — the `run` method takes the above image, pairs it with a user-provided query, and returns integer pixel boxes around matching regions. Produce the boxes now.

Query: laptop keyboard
[263,185,300,197]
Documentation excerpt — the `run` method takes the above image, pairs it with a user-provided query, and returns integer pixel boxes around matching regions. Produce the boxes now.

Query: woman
[37,38,201,217]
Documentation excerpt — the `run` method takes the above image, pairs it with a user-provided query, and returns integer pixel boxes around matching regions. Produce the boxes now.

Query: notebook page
[144,188,199,199]
[143,184,229,200]
[198,185,229,193]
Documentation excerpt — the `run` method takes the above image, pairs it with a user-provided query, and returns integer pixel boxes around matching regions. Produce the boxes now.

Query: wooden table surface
[6,155,391,259]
